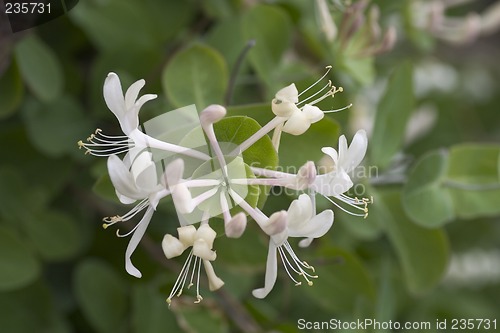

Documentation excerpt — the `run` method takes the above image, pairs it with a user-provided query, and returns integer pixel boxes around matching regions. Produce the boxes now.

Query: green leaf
[445,144,500,219]
[0,226,40,291]
[241,4,292,86]
[371,62,414,169]
[379,190,449,294]
[131,282,179,333]
[14,35,63,102]
[279,117,340,169]
[0,280,70,333]
[70,0,193,52]
[227,103,273,126]
[447,144,500,184]
[0,61,23,119]
[22,210,81,262]
[0,167,47,224]
[341,56,375,86]
[173,306,229,333]
[307,246,376,314]
[402,150,455,227]
[74,259,128,333]
[163,44,228,110]
[214,116,278,170]
[21,96,93,157]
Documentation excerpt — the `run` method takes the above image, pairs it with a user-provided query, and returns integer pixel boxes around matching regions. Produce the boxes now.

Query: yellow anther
[77,140,84,148]
[102,223,109,229]
[187,283,193,289]
[364,212,368,219]
[370,196,374,203]
[308,281,314,286]
[176,290,183,297]
[295,282,302,286]
[194,295,203,304]
[325,65,332,69]
[84,149,91,155]
[95,128,102,134]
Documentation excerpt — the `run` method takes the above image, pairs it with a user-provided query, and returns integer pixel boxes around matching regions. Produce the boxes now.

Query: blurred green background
[1,0,500,332]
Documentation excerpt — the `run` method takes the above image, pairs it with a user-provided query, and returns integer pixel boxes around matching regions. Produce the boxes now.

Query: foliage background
[1,0,500,332]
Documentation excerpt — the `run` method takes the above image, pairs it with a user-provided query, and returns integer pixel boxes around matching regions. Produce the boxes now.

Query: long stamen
[279,242,318,287]
[284,242,317,278]
[167,250,194,307]
[278,246,302,286]
[323,195,368,218]
[194,257,203,304]
[296,81,331,107]
[323,103,353,113]
[298,66,332,98]
[78,129,133,157]
[102,198,149,229]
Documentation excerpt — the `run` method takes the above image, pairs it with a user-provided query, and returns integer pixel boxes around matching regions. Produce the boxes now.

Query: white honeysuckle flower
[271,66,351,136]
[103,150,171,278]
[313,129,372,218]
[232,67,351,155]
[162,224,224,305]
[252,194,334,299]
[78,73,210,161]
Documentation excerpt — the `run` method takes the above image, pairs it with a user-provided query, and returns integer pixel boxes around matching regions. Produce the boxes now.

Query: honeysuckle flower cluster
[315,0,397,57]
[78,68,371,304]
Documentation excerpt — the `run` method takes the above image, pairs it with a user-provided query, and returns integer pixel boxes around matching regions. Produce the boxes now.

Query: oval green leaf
[402,150,455,227]
[370,62,414,169]
[0,61,23,119]
[242,4,292,86]
[0,226,40,291]
[14,35,63,102]
[74,259,128,333]
[379,190,449,294]
[163,44,228,110]
[22,210,81,262]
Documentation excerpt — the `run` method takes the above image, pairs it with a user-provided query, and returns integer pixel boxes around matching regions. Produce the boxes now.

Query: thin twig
[224,39,256,106]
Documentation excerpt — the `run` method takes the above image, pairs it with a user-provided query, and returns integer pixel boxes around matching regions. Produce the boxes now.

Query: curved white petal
[107,155,141,200]
[298,237,314,248]
[103,73,125,123]
[282,111,310,135]
[275,83,299,104]
[203,260,224,291]
[125,206,154,278]
[302,104,324,123]
[125,79,145,110]
[313,169,353,196]
[162,234,186,259]
[342,129,368,173]
[288,209,334,238]
[252,241,278,299]
[321,147,338,167]
[116,191,137,205]
[272,100,298,118]
[130,152,158,192]
[337,134,348,162]
[287,194,313,231]
[193,239,217,261]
